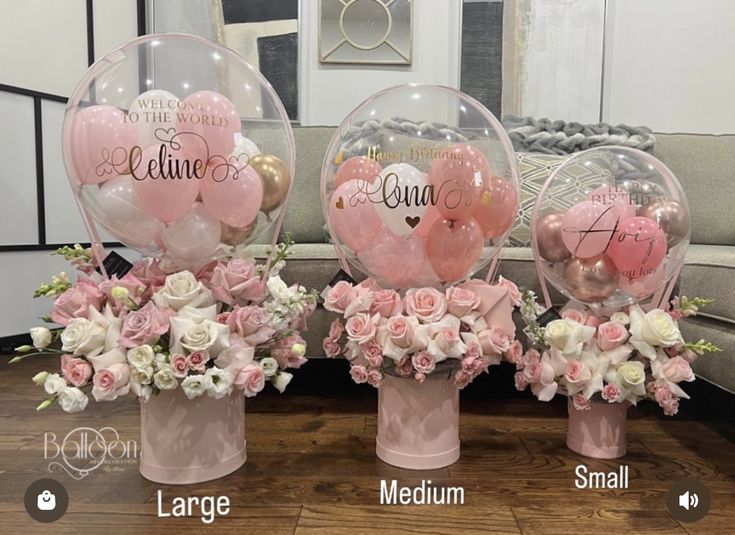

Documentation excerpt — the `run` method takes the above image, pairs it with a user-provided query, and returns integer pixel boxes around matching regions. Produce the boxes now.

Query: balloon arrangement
[531,147,690,308]
[321,84,520,288]
[62,34,294,270]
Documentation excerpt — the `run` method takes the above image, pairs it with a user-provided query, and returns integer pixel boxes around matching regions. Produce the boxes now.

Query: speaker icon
[678,490,699,511]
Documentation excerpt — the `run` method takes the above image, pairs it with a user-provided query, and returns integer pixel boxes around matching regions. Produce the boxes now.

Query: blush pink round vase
[139,388,247,484]
[376,374,460,470]
[566,398,628,459]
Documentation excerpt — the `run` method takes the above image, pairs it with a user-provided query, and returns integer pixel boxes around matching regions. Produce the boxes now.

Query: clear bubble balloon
[62,33,295,270]
[321,84,519,288]
[531,147,690,307]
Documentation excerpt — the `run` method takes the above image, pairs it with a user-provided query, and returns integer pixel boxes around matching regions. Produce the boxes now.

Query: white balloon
[232,134,261,162]
[160,203,221,261]
[128,89,179,148]
[96,176,161,249]
[373,163,429,236]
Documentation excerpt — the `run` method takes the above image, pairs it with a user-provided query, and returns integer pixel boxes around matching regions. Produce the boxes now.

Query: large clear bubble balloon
[321,84,520,288]
[531,147,690,308]
[62,33,295,269]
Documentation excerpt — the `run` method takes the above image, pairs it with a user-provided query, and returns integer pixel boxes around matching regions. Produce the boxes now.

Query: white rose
[610,312,630,325]
[181,375,207,399]
[131,365,154,385]
[127,345,155,369]
[544,319,595,355]
[272,371,293,393]
[58,387,89,413]
[152,271,214,311]
[30,327,52,349]
[204,368,233,399]
[170,307,230,357]
[43,373,66,395]
[130,379,152,402]
[616,361,646,398]
[154,367,178,391]
[640,310,680,347]
[260,357,279,378]
[61,318,106,357]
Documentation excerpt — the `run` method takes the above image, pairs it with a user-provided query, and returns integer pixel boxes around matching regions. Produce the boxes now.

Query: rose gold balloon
[535,212,572,263]
[637,198,689,248]
[564,255,619,303]
[250,154,291,214]
[221,221,256,246]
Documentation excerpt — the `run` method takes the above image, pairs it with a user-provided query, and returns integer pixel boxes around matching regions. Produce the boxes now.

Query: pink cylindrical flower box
[140,388,246,484]
[376,374,460,470]
[566,398,628,459]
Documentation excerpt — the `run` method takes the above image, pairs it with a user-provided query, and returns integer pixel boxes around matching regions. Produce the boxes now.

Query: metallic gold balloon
[536,212,572,263]
[250,154,291,214]
[637,198,689,248]
[221,221,256,246]
[564,255,619,303]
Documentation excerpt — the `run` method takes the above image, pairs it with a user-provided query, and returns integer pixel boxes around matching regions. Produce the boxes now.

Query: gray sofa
[257,127,735,395]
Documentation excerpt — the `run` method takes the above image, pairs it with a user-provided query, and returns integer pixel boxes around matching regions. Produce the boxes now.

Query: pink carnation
[361,341,384,368]
[454,370,472,389]
[514,371,529,391]
[350,364,368,384]
[415,372,426,384]
[367,369,383,387]
[572,394,591,411]
[601,383,622,402]
[505,340,523,365]
[394,356,414,377]
[411,351,436,374]
[654,386,680,416]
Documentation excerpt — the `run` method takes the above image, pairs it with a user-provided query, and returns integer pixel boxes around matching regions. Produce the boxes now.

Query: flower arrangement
[323,277,522,388]
[12,237,318,413]
[512,290,721,415]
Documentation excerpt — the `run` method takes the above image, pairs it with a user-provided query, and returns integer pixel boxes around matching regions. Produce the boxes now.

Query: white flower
[130,365,154,385]
[32,371,49,385]
[610,312,630,325]
[544,319,595,356]
[127,345,155,369]
[87,347,126,372]
[170,306,230,358]
[110,286,129,300]
[30,327,52,349]
[57,387,88,413]
[267,275,291,301]
[616,361,647,399]
[629,305,681,359]
[61,317,106,357]
[181,375,207,399]
[204,368,233,399]
[154,352,169,367]
[43,373,66,395]
[260,357,279,377]
[152,271,214,311]
[154,367,178,390]
[291,343,306,357]
[130,378,152,402]
[272,371,293,393]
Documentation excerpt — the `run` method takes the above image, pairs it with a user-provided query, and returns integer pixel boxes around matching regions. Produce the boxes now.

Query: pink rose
[324,281,356,314]
[496,277,521,307]
[171,353,189,378]
[118,301,172,349]
[435,328,461,354]
[99,273,146,311]
[50,280,104,326]
[565,359,592,385]
[514,371,529,391]
[572,394,591,411]
[130,259,167,290]
[562,308,587,324]
[597,321,629,351]
[367,369,383,387]
[186,351,210,373]
[361,341,384,368]
[454,370,472,389]
[91,362,130,401]
[323,338,341,358]
[272,334,308,369]
[445,287,480,317]
[234,363,265,397]
[505,340,523,365]
[350,364,368,384]
[345,313,377,344]
[415,372,426,384]
[227,305,275,345]
[395,356,414,377]
[661,356,695,383]
[479,327,512,355]
[370,289,403,318]
[329,319,345,340]
[585,315,602,328]
[411,351,436,374]
[404,288,447,323]
[61,354,93,387]
[386,316,413,348]
[210,259,265,305]
[601,383,622,402]
[523,360,542,383]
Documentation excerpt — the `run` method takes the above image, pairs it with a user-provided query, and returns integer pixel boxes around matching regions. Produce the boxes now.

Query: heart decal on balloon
[405,216,420,228]
[335,196,344,209]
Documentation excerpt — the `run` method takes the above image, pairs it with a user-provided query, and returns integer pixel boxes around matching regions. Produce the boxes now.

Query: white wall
[298,1,462,126]
[603,0,735,134]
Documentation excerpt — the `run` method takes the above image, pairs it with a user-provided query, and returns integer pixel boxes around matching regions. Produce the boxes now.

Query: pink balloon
[334,156,382,188]
[160,203,222,262]
[131,145,200,222]
[177,91,240,162]
[427,217,484,282]
[414,204,441,240]
[328,180,383,252]
[69,105,137,185]
[588,185,636,220]
[428,144,488,220]
[473,177,518,239]
[608,217,667,279]
[201,160,263,228]
[357,228,426,288]
[561,201,620,259]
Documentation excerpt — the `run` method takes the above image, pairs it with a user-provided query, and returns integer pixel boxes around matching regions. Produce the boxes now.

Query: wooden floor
[1,355,733,535]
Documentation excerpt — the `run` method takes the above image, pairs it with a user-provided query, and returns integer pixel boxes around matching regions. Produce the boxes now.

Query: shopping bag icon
[37,490,56,511]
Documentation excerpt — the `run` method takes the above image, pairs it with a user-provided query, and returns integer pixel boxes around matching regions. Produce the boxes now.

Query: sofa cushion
[680,316,735,394]
[680,244,735,324]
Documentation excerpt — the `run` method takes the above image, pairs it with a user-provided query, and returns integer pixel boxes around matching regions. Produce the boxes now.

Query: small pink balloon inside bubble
[334,156,382,188]
[201,159,263,228]
[587,185,636,220]
[357,228,427,288]
[329,179,383,252]
[608,216,667,280]
[428,143,489,221]
[561,200,620,259]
